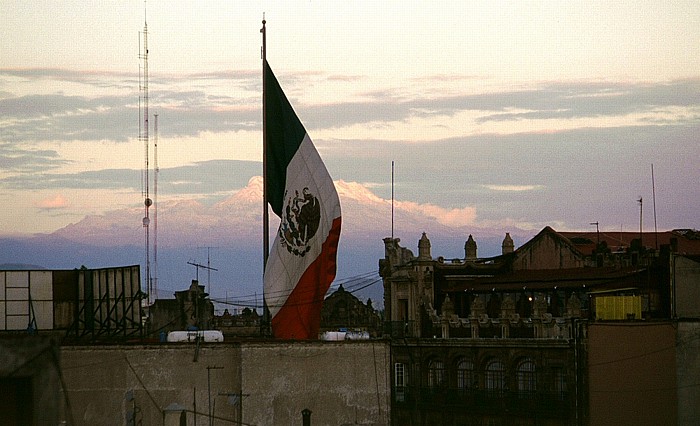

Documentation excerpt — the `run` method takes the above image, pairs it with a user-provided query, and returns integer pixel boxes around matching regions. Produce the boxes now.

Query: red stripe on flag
[271,216,342,339]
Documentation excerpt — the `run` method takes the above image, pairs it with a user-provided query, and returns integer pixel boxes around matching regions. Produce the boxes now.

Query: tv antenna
[187,261,218,284]
[197,246,220,295]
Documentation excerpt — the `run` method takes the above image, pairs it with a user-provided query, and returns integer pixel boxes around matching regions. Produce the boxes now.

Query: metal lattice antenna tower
[153,113,159,302]
[139,1,152,304]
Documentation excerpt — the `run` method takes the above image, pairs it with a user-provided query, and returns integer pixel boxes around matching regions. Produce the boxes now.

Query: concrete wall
[0,335,61,425]
[674,255,700,318]
[588,322,677,426]
[676,321,700,425]
[60,344,241,425]
[241,341,390,426]
[59,340,390,426]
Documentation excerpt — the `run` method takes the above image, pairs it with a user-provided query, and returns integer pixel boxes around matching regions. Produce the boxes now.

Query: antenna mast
[638,197,643,247]
[391,160,395,240]
[197,246,220,295]
[140,2,152,304]
[187,261,218,283]
[153,113,159,301]
[651,164,658,250]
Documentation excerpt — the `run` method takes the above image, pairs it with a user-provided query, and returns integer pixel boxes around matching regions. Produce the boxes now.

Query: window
[553,367,567,400]
[394,362,407,402]
[516,359,536,396]
[428,360,445,388]
[485,360,505,395]
[456,359,475,391]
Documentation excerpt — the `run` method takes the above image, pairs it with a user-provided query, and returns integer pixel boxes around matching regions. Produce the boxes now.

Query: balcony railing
[393,386,571,417]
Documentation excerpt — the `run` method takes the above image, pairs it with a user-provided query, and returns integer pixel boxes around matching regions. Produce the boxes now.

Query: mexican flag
[263,60,342,339]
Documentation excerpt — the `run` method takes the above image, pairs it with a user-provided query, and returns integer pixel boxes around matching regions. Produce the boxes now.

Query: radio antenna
[153,113,159,301]
[139,0,152,304]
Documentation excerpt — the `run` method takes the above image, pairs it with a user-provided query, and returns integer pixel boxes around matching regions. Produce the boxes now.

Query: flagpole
[260,17,271,336]
[261,18,268,270]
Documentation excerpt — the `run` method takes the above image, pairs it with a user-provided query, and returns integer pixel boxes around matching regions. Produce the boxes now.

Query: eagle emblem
[279,187,321,256]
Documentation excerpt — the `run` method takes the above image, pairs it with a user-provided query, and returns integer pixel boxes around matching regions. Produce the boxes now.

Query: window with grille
[456,359,475,391]
[394,362,407,402]
[428,359,445,388]
[516,359,536,397]
[485,360,505,395]
[553,367,567,400]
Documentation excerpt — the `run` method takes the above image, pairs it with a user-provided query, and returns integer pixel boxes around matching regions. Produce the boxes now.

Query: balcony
[393,386,572,418]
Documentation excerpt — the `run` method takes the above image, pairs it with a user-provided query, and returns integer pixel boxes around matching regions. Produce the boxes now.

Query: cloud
[0,159,260,197]
[484,184,544,192]
[395,200,477,228]
[3,67,698,148]
[35,194,69,210]
[0,142,68,173]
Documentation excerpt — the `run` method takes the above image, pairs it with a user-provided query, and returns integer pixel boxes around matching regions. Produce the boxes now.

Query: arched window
[485,360,505,395]
[428,359,445,388]
[516,359,536,396]
[456,359,475,391]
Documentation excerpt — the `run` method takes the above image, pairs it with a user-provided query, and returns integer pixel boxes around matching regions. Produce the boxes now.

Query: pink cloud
[35,194,69,210]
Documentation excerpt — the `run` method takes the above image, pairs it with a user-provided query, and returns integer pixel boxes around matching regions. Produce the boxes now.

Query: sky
[1,1,699,291]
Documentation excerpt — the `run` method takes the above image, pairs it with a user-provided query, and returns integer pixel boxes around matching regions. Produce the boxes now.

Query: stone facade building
[380,227,700,425]
[148,279,215,338]
[320,284,382,337]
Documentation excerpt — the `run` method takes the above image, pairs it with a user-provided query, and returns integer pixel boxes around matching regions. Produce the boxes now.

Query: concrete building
[0,337,390,425]
[1,265,390,425]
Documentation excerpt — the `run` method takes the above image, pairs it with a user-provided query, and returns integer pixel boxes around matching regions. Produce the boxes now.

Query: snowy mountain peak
[334,180,387,205]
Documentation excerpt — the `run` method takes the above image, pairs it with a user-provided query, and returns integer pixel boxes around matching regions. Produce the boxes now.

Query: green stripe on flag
[264,60,307,216]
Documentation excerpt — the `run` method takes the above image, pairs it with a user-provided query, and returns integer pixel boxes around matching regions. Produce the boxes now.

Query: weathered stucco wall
[588,322,677,426]
[674,255,700,318]
[241,341,391,426]
[59,340,390,425]
[60,344,241,425]
[0,335,61,425]
[676,321,700,425]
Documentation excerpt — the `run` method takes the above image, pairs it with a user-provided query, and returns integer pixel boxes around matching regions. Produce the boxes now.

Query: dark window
[456,359,475,390]
[428,360,445,388]
[516,359,536,396]
[485,360,505,395]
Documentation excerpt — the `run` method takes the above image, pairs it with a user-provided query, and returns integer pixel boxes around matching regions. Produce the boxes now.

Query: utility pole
[638,197,643,247]
[589,221,600,246]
